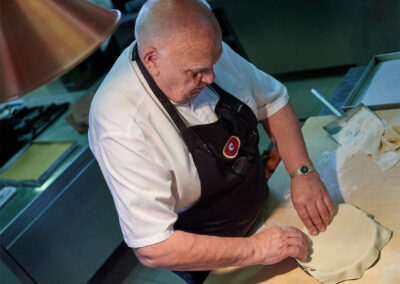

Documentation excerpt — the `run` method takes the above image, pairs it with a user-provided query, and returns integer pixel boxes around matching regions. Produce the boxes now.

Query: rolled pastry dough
[297,204,392,284]
[381,125,400,152]
[375,114,400,169]
[337,108,385,155]
[373,151,400,171]
[337,109,400,171]
[390,113,400,134]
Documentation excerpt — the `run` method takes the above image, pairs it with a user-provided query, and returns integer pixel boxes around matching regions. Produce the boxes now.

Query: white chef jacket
[88,41,289,248]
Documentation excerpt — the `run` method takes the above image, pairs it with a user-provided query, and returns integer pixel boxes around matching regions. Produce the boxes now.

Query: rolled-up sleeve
[215,42,289,121]
[95,131,177,248]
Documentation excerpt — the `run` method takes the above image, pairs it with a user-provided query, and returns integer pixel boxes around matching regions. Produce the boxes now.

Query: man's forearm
[134,226,309,271]
[261,102,311,173]
[134,230,256,270]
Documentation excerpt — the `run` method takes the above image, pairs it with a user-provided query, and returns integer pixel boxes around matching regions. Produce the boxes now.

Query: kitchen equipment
[342,51,400,110]
[0,186,16,209]
[0,103,70,167]
[0,141,78,187]
[311,88,380,143]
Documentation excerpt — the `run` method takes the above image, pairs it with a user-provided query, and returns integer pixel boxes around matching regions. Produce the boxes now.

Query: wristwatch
[290,164,316,178]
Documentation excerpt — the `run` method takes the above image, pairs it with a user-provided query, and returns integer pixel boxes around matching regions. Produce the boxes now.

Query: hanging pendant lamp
[0,0,121,102]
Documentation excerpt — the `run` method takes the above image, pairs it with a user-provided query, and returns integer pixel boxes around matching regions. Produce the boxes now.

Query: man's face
[155,38,223,104]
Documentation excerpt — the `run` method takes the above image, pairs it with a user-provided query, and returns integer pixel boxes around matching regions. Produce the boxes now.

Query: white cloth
[88,41,289,248]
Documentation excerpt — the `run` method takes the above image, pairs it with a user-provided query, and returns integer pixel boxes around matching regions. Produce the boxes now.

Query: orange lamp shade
[0,0,121,102]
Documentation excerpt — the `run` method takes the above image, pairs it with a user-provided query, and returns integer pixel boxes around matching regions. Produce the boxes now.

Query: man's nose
[201,69,215,84]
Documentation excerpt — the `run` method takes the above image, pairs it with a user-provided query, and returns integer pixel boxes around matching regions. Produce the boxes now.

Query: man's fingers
[282,227,309,247]
[285,235,309,250]
[323,193,335,218]
[315,198,331,226]
[286,244,308,260]
[279,227,310,260]
[283,227,309,242]
[306,203,326,233]
[295,206,318,235]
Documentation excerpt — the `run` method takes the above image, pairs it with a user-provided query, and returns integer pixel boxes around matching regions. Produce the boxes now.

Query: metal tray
[0,141,79,188]
[343,51,400,110]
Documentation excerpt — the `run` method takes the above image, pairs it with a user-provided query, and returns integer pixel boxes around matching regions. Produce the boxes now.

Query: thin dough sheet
[297,204,392,284]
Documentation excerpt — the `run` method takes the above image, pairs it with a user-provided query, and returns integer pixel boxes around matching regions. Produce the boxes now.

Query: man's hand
[260,103,335,235]
[291,172,335,235]
[250,226,309,265]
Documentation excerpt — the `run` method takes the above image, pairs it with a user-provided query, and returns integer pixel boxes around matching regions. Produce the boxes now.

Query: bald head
[135,0,223,104]
[134,0,221,55]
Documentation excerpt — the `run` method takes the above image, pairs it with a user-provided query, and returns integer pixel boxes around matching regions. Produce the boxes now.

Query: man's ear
[141,47,160,76]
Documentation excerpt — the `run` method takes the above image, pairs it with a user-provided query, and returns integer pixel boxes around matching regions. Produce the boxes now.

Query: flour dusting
[369,252,400,283]
[315,150,339,192]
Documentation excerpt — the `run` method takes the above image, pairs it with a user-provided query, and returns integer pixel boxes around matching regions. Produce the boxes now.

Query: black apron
[133,45,267,283]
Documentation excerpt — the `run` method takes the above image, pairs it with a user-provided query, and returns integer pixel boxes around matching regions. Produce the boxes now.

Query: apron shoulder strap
[133,44,213,155]
[133,44,188,132]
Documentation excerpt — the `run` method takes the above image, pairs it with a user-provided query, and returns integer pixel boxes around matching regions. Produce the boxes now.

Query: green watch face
[300,166,310,174]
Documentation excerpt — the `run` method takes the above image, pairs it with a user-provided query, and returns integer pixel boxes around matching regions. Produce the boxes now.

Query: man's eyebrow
[185,66,210,73]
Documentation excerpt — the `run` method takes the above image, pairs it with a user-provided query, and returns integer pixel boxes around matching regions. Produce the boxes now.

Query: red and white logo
[223,136,241,159]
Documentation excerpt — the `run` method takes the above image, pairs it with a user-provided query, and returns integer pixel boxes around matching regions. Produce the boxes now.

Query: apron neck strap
[132,44,213,155]
[132,44,189,132]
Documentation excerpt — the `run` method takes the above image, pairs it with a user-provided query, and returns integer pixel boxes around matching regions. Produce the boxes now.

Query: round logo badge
[223,136,241,159]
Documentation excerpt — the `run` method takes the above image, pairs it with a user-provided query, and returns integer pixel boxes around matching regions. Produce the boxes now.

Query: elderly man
[89,0,334,283]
